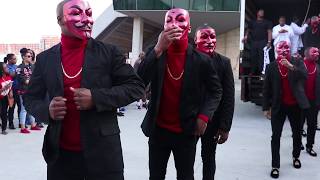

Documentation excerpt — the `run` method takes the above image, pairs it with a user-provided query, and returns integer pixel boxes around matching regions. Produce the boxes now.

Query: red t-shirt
[278,63,297,105]
[0,76,12,100]
[156,39,187,133]
[304,60,316,100]
[59,34,87,151]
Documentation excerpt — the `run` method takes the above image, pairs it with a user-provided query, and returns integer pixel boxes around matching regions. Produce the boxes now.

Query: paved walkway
[0,81,319,180]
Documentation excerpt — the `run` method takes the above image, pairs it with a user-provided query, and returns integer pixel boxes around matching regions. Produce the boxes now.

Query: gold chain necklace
[61,63,83,79]
[166,64,184,80]
[277,65,288,77]
[304,62,317,75]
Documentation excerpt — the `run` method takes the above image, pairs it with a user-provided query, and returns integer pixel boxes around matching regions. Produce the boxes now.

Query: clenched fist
[70,87,94,110]
[49,96,67,120]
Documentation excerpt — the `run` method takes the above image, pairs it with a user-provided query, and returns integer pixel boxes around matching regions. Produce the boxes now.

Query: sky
[0,0,113,44]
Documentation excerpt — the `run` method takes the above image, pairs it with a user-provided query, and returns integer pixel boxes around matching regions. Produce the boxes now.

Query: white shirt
[272,24,294,46]
[290,22,308,55]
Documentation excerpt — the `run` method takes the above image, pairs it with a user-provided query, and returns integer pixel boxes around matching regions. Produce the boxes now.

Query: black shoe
[1,131,8,135]
[317,127,320,131]
[9,125,16,130]
[37,123,44,128]
[116,112,124,117]
[306,148,317,157]
[270,168,279,178]
[293,158,301,169]
[301,130,307,137]
[301,144,305,150]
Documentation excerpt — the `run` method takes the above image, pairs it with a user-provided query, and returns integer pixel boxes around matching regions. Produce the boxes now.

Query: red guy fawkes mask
[308,47,319,61]
[63,0,93,40]
[164,8,190,40]
[276,41,291,60]
[195,28,217,56]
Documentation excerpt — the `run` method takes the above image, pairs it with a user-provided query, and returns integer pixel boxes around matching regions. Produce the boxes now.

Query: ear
[194,35,197,44]
[57,16,64,26]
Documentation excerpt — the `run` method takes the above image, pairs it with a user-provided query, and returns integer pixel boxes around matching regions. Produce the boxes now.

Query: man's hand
[49,97,67,120]
[215,129,229,144]
[263,110,271,120]
[154,26,183,58]
[267,42,271,48]
[70,87,94,110]
[194,118,207,136]
[279,29,288,33]
[280,59,294,70]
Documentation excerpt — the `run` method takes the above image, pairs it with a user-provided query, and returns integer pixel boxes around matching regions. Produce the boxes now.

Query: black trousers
[200,124,219,180]
[8,89,21,125]
[250,40,267,75]
[47,149,124,180]
[271,104,302,168]
[302,100,318,148]
[148,127,198,180]
[1,97,9,131]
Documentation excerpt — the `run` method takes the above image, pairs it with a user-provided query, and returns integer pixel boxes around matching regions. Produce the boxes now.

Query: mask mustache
[74,23,92,30]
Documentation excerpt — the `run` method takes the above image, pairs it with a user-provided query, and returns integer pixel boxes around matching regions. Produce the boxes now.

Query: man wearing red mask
[194,25,235,180]
[24,0,144,179]
[138,8,222,180]
[301,47,320,157]
[304,16,320,49]
[263,41,309,178]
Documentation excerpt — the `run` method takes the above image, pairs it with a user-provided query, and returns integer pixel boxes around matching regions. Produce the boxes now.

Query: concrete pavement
[0,81,319,180]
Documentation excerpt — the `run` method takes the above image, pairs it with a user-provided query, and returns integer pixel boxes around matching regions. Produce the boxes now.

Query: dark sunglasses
[25,55,32,58]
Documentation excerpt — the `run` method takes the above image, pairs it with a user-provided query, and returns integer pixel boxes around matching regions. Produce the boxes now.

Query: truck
[239,0,320,106]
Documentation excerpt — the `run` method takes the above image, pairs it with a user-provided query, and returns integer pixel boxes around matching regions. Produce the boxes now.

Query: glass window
[113,0,136,10]
[207,0,239,11]
[190,0,206,11]
[172,0,189,10]
[137,0,172,10]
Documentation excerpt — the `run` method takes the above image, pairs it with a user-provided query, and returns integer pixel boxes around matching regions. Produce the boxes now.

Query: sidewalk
[0,83,319,180]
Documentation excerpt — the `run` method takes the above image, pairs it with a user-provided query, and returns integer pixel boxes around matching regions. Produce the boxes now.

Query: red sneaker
[30,126,41,131]
[20,128,30,134]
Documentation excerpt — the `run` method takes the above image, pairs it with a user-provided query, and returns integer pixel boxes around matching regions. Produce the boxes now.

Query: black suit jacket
[24,39,145,173]
[315,64,320,106]
[209,53,235,132]
[263,57,310,113]
[138,45,222,137]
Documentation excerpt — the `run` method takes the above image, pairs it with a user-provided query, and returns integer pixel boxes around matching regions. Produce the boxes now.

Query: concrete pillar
[129,17,144,66]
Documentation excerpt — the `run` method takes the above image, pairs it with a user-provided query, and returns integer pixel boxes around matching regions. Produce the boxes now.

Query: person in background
[16,50,41,134]
[243,9,272,75]
[304,16,320,49]
[134,52,148,109]
[0,62,13,135]
[272,16,294,57]
[290,16,308,56]
[194,24,235,180]
[263,41,309,178]
[5,53,18,130]
[300,47,319,157]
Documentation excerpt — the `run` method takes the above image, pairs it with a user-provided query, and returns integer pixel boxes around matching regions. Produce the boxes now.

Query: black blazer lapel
[157,52,167,101]
[51,44,64,96]
[180,46,193,111]
[81,39,94,88]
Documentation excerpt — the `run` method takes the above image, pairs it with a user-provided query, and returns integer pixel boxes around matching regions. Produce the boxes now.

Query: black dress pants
[148,127,198,180]
[8,89,21,125]
[1,97,9,132]
[200,123,219,180]
[47,148,124,180]
[302,100,318,148]
[250,40,267,75]
[271,104,302,168]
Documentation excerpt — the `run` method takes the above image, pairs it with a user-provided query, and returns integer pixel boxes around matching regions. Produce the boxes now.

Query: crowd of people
[0,48,44,135]
[244,8,320,179]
